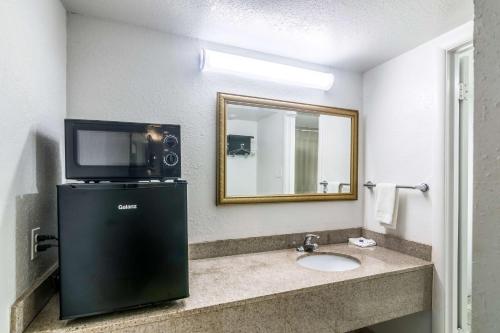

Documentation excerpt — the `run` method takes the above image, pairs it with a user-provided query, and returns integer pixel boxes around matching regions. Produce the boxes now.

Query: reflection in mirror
[224,99,353,199]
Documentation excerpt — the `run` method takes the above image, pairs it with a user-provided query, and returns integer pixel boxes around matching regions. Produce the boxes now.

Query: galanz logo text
[117,204,138,210]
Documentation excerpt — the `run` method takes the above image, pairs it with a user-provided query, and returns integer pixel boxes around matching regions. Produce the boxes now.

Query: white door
[317,115,351,193]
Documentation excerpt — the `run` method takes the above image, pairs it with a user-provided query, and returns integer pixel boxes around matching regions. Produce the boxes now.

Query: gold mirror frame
[217,92,358,204]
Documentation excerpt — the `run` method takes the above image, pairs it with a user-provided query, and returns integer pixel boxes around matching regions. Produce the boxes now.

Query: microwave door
[65,119,181,181]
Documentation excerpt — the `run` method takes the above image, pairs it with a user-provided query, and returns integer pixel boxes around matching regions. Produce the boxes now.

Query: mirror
[217,93,358,204]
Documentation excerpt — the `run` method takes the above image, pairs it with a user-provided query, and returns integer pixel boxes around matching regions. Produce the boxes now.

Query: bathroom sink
[296,253,360,272]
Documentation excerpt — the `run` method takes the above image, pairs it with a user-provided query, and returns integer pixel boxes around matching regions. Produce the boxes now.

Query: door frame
[444,41,473,333]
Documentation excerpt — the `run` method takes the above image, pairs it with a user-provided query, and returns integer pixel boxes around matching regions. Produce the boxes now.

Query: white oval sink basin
[297,253,360,272]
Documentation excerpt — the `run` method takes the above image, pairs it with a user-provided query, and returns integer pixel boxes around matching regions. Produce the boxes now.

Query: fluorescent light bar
[200,49,334,91]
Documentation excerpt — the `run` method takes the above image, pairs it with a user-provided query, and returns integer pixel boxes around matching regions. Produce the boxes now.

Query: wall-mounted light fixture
[200,49,334,91]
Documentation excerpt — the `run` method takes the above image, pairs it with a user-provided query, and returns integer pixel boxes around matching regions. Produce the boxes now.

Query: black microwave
[65,119,181,181]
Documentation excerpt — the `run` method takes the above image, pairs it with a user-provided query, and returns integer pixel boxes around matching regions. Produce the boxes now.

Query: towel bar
[364,181,429,192]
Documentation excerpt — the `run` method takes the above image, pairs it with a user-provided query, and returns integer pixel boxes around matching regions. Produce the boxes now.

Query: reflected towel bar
[364,181,429,192]
[319,181,350,193]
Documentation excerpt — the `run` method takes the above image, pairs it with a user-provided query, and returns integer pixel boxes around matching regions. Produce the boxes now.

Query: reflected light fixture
[200,49,334,91]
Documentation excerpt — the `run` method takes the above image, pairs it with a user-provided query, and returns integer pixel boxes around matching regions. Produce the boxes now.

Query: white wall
[363,22,472,245]
[472,1,500,331]
[67,14,364,243]
[0,0,66,331]
[226,120,257,196]
[362,22,473,333]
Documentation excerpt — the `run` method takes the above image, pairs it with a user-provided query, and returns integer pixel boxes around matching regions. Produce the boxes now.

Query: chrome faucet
[297,234,320,252]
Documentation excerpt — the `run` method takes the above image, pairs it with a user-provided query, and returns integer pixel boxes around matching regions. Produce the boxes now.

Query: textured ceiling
[61,0,473,71]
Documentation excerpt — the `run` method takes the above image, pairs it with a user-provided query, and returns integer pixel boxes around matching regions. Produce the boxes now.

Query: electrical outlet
[31,227,40,260]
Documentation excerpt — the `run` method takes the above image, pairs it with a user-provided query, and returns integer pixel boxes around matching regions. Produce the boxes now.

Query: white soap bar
[348,237,377,248]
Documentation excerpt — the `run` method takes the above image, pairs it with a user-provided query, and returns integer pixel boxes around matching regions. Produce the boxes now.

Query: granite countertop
[26,244,432,333]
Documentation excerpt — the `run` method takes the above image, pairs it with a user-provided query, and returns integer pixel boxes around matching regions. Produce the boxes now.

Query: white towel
[375,183,399,229]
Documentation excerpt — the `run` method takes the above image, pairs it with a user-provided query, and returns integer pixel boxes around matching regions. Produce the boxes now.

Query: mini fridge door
[57,182,188,319]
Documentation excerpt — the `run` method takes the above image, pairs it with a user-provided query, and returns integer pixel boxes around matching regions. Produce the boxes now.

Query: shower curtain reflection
[294,128,318,194]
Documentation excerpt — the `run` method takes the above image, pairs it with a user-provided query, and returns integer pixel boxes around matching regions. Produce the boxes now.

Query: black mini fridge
[57,181,188,319]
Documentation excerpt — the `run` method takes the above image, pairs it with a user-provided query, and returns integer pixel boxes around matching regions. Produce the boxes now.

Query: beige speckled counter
[26,244,433,333]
